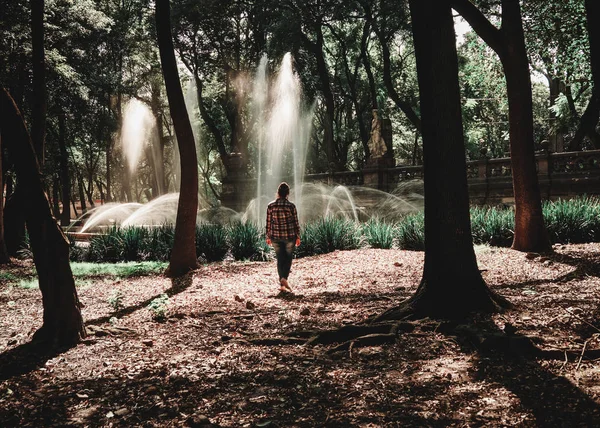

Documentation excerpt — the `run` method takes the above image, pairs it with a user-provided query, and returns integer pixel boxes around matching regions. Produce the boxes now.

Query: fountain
[72,53,423,237]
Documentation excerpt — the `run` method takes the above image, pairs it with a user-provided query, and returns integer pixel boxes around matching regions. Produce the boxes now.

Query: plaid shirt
[266,198,300,241]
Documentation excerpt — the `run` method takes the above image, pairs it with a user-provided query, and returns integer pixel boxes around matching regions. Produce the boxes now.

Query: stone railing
[303,149,600,204]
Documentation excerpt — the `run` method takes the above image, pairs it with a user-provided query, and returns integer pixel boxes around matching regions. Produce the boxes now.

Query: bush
[228,221,265,261]
[120,226,150,261]
[145,224,175,262]
[470,206,514,247]
[362,218,394,249]
[88,227,124,262]
[395,213,425,251]
[196,224,229,262]
[298,217,360,256]
[296,222,320,258]
[544,196,600,244]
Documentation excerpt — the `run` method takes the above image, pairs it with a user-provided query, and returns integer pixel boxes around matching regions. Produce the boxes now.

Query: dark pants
[272,240,295,280]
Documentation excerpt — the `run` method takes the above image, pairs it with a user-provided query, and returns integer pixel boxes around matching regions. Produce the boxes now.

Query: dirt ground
[2,243,600,427]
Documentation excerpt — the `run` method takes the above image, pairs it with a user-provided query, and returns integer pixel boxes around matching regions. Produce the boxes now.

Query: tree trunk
[572,0,600,151]
[156,0,198,277]
[31,0,46,166]
[501,0,550,252]
[0,88,85,346]
[451,0,550,253]
[377,0,508,320]
[0,135,10,263]
[58,111,70,227]
[78,174,87,214]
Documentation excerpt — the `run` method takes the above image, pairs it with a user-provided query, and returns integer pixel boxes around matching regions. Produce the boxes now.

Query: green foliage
[88,227,124,263]
[470,206,515,247]
[120,226,150,261]
[70,261,167,278]
[145,225,175,262]
[394,213,425,251]
[297,217,360,256]
[543,197,600,244]
[108,290,124,312]
[148,293,169,321]
[196,224,228,262]
[228,221,265,261]
[362,218,394,249]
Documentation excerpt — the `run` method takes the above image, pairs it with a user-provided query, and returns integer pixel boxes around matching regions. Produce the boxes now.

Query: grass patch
[70,261,167,278]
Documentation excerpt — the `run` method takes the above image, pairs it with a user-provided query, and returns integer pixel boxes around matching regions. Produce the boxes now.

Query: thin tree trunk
[0,135,10,263]
[0,88,85,346]
[58,112,70,226]
[377,0,508,321]
[572,0,600,151]
[156,0,199,277]
[452,0,550,253]
[501,0,550,252]
[31,0,46,166]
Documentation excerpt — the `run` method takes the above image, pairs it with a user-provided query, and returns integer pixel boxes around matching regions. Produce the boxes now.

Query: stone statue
[368,109,387,158]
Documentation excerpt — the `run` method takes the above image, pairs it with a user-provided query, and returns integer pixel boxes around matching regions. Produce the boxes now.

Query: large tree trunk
[501,0,550,252]
[156,0,198,277]
[452,0,550,253]
[377,0,508,321]
[58,111,70,227]
[31,0,46,166]
[0,136,10,263]
[0,88,85,346]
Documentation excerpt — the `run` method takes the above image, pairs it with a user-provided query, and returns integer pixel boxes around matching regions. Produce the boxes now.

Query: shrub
[196,224,228,262]
[303,217,360,255]
[120,226,150,261]
[395,213,425,251]
[88,227,124,262]
[544,196,600,244]
[228,221,264,260]
[145,224,175,262]
[470,206,514,247]
[296,222,320,258]
[362,218,394,249]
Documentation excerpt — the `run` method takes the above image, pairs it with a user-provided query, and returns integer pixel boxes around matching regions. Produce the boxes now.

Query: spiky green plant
[362,218,394,249]
[119,226,150,261]
[145,224,175,262]
[470,205,514,247]
[296,222,320,258]
[88,226,124,262]
[313,217,360,254]
[395,213,425,251]
[543,196,600,244]
[228,221,264,260]
[196,224,229,262]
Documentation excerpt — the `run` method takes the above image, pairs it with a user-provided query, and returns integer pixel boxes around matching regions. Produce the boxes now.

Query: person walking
[265,182,301,293]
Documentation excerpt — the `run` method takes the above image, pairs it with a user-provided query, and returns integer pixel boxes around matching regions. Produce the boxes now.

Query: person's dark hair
[277,182,290,198]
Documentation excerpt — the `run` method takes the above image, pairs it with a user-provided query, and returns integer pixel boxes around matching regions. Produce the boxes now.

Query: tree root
[326,333,397,354]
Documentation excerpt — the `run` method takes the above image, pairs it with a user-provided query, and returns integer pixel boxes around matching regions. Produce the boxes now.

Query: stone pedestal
[363,156,396,191]
[220,153,255,213]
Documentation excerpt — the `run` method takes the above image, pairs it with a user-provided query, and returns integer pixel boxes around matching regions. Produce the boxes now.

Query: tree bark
[31,0,46,166]
[376,0,508,320]
[0,88,85,346]
[452,0,550,253]
[156,0,199,277]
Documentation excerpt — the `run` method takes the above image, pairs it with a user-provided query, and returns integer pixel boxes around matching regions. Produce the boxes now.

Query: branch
[451,0,504,55]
